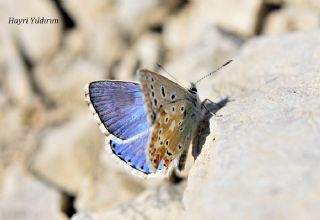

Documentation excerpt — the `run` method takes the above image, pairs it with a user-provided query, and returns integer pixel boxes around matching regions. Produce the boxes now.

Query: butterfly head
[188,82,198,95]
[188,82,202,110]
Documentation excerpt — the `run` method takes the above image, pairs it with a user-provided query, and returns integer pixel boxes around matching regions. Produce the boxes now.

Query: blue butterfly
[85,62,231,178]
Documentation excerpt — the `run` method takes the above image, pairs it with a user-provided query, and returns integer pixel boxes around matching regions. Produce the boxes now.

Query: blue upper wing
[88,81,150,139]
[87,80,165,176]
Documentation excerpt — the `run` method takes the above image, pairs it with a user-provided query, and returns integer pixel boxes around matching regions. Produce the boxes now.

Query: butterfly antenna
[157,63,181,84]
[195,60,233,85]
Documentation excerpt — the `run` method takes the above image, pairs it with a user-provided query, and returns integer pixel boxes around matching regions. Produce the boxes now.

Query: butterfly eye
[165,140,169,146]
[154,98,157,106]
[171,94,176,101]
[180,106,185,112]
[178,144,182,150]
[189,87,197,94]
[172,107,175,112]
[179,127,184,132]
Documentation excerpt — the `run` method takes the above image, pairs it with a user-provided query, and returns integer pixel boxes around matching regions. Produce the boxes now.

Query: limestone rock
[72,183,185,220]
[263,6,320,34]
[189,0,262,36]
[184,30,320,220]
[0,26,36,107]
[1,0,62,61]
[34,55,105,112]
[114,33,162,81]
[0,166,66,220]
[163,20,239,96]
[75,165,145,212]
[60,0,176,67]
[31,112,103,194]
[1,1,320,220]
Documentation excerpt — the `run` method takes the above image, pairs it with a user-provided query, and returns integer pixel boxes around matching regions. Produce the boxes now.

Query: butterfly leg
[202,97,231,116]
[202,99,223,117]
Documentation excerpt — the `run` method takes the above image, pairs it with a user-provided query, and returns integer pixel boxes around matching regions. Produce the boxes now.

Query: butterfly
[85,62,231,178]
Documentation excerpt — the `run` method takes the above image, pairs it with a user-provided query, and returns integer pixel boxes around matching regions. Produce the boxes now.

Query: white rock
[0,166,66,220]
[60,0,113,27]
[31,112,104,194]
[34,56,105,112]
[72,184,185,220]
[163,18,239,97]
[115,0,159,32]
[189,0,262,36]
[263,6,319,34]
[115,33,162,80]
[75,165,145,212]
[1,0,62,61]
[184,30,320,220]
[60,0,126,65]
[0,26,36,107]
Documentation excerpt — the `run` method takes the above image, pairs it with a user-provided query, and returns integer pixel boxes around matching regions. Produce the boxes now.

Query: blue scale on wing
[109,131,160,174]
[89,81,150,139]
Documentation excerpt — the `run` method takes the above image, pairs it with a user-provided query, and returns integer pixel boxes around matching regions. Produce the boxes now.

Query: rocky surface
[72,183,186,220]
[1,0,62,61]
[184,30,320,220]
[263,0,320,34]
[0,0,319,220]
[0,166,67,220]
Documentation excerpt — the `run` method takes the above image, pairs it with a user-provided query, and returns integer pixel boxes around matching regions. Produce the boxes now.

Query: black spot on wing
[161,87,166,97]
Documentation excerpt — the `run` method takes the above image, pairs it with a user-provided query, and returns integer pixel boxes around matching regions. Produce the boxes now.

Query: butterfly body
[86,70,207,178]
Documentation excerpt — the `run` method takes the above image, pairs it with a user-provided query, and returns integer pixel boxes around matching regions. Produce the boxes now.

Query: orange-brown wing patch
[148,101,194,170]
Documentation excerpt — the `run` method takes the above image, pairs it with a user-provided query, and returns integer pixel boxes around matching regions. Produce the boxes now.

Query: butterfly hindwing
[138,69,192,124]
[108,131,151,175]
[147,100,201,171]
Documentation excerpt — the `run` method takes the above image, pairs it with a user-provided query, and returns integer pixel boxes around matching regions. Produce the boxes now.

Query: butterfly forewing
[147,100,201,171]
[138,69,192,124]
[86,81,149,139]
